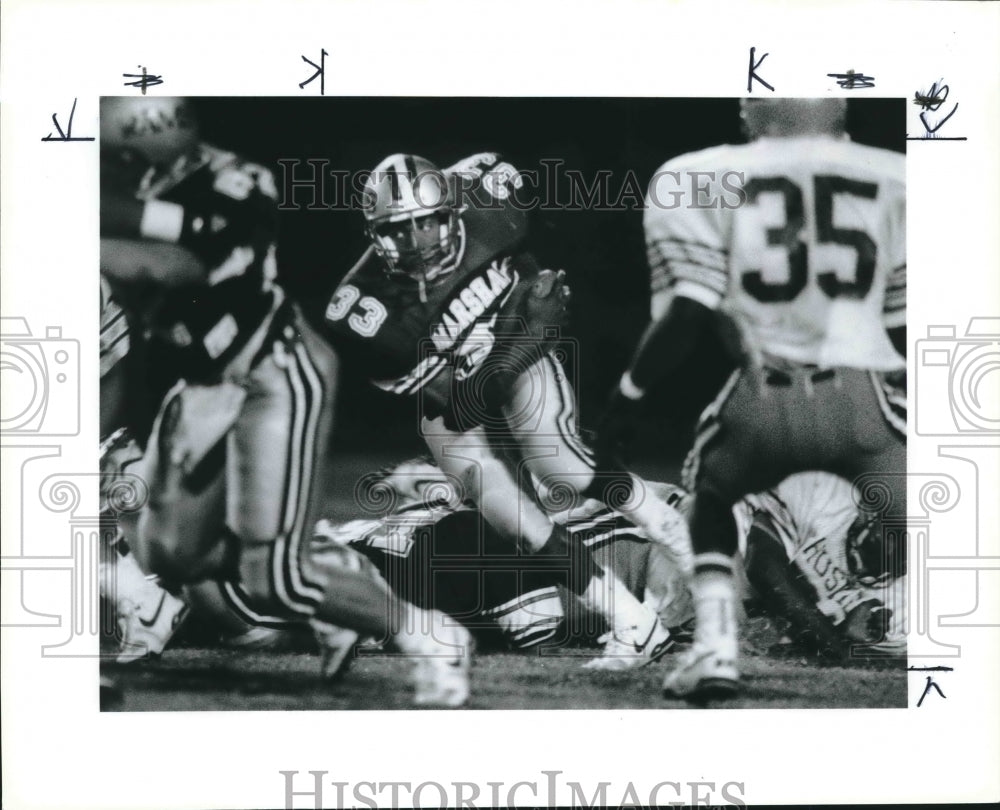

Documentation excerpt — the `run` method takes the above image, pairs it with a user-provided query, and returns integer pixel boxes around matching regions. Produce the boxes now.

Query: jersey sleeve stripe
[649,238,728,271]
[372,353,447,395]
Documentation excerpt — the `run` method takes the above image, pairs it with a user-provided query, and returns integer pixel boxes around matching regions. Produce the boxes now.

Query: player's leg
[665,369,803,698]
[100,428,189,662]
[743,510,846,659]
[422,412,671,668]
[421,416,555,551]
[838,369,907,538]
[232,318,470,704]
[134,385,235,584]
[504,351,693,572]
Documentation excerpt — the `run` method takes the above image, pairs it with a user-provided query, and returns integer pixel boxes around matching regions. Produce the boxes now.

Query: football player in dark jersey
[326,153,690,668]
[99,98,471,706]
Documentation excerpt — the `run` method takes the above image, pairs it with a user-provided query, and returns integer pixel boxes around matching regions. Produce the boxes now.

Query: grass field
[101,619,906,712]
[101,454,906,711]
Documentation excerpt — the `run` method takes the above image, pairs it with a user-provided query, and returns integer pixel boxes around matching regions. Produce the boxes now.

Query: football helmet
[363,154,462,284]
[846,508,905,581]
[100,96,200,169]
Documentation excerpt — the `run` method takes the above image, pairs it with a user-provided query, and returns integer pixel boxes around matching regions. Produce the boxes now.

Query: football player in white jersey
[598,98,906,700]
[738,471,905,657]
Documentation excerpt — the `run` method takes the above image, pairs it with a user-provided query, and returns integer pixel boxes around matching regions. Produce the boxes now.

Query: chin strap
[417,276,427,304]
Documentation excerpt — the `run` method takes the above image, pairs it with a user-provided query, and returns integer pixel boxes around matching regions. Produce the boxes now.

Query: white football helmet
[363,154,462,284]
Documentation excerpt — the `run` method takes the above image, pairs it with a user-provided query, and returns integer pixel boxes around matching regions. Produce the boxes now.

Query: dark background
[192,97,904,463]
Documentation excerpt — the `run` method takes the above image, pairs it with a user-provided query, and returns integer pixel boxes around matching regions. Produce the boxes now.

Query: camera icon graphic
[914,318,1000,435]
[0,317,80,436]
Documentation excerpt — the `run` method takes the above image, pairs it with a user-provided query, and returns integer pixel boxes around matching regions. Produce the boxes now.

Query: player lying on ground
[324,152,690,669]
[314,457,693,666]
[737,471,905,658]
[99,96,470,707]
[598,98,907,701]
[307,460,903,669]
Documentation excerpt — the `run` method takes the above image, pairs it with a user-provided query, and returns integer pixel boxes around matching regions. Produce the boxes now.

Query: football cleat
[310,619,361,682]
[582,617,674,672]
[661,641,739,701]
[410,612,473,708]
[116,587,189,664]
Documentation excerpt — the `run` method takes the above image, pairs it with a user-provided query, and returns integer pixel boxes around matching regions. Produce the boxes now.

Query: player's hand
[523,269,571,337]
[842,598,891,644]
[594,386,642,467]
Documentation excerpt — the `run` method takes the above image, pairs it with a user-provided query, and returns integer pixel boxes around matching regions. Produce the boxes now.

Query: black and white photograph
[96,95,908,711]
[2,2,998,808]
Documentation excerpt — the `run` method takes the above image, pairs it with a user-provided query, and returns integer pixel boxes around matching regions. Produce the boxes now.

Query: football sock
[690,489,739,557]
[691,554,738,651]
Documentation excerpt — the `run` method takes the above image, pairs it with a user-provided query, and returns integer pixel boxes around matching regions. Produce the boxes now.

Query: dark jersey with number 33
[325,154,540,417]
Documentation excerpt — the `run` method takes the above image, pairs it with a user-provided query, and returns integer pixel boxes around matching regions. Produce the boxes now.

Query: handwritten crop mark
[122,66,164,95]
[299,49,328,96]
[908,79,965,140]
[827,70,875,89]
[41,98,95,142]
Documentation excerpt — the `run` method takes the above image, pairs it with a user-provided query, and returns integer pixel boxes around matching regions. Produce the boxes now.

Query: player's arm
[101,238,207,286]
[743,510,846,659]
[101,159,278,268]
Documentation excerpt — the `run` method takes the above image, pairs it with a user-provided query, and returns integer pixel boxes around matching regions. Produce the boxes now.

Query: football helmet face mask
[363,154,462,285]
[846,509,904,582]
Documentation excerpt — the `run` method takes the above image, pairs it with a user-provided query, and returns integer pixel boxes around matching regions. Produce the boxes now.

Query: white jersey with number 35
[646,136,905,370]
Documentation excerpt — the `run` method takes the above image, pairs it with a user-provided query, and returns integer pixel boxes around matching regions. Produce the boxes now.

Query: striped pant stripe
[271,338,328,615]
[545,351,596,469]
[869,371,907,441]
[682,368,742,491]
[221,580,297,629]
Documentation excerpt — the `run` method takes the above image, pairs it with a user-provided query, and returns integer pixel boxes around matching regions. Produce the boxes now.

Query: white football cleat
[411,613,473,708]
[583,617,674,671]
[310,619,361,682]
[661,641,739,701]
[116,588,189,663]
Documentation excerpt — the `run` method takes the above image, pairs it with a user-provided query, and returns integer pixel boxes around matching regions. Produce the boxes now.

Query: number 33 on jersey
[325,283,388,338]
[645,137,905,371]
